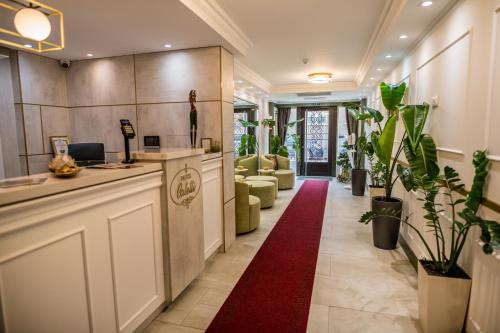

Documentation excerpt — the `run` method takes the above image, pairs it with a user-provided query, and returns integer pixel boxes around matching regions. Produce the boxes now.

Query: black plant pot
[351,169,367,196]
[372,196,402,250]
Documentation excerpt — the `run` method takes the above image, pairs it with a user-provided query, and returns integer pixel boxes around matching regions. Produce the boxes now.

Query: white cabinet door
[202,158,223,259]
[0,172,164,333]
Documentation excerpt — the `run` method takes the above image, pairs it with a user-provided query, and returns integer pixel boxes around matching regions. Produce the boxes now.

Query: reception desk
[129,148,207,301]
[0,163,165,333]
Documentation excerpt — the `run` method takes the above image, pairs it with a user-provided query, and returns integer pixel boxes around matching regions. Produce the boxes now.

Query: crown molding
[179,0,253,56]
[355,0,407,86]
[235,59,272,93]
[271,81,357,94]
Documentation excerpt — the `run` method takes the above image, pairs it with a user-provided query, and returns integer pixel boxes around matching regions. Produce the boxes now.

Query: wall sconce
[0,0,64,52]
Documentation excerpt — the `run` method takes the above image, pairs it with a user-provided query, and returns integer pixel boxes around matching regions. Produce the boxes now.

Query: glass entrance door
[300,108,337,177]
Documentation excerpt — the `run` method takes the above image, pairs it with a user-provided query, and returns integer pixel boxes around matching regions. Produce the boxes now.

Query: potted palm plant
[361,150,499,333]
[351,135,368,196]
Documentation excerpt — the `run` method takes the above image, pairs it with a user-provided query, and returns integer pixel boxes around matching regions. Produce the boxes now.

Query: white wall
[384,1,500,332]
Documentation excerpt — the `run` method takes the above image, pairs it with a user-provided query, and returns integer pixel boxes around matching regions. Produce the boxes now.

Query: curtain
[277,107,291,145]
[296,107,306,175]
[345,107,358,141]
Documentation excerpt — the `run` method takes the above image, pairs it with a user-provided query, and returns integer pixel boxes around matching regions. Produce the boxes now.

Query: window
[305,110,329,163]
[234,112,247,157]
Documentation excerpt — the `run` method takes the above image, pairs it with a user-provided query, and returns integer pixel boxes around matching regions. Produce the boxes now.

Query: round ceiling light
[420,1,433,7]
[14,7,51,41]
[308,72,333,84]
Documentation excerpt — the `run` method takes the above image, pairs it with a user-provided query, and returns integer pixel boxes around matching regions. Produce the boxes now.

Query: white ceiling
[216,0,456,103]
[217,0,387,86]
[4,0,236,60]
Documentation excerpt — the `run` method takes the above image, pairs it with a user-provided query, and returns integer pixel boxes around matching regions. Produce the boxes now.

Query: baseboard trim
[399,234,418,272]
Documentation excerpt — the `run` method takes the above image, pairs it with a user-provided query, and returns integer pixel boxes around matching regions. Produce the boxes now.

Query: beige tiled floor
[143,180,421,333]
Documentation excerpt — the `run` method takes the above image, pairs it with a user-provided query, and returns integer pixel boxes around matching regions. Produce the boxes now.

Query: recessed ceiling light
[420,1,433,7]
[86,53,94,57]
[376,68,383,71]
[236,80,243,84]
[248,86,254,89]
[385,54,392,58]
[399,34,408,39]
[164,44,172,48]
[370,77,375,80]
[24,44,32,48]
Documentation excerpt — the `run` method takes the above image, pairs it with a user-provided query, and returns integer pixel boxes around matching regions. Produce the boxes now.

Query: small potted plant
[336,140,351,183]
[360,150,500,333]
[365,142,385,199]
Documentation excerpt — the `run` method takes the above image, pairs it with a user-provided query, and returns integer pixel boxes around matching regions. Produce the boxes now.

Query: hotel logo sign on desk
[170,164,201,208]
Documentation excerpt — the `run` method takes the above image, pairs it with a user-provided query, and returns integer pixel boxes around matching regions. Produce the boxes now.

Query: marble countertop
[0,162,162,207]
[126,148,206,161]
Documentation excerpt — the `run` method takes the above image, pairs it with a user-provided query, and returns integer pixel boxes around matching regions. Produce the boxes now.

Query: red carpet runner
[206,180,329,333]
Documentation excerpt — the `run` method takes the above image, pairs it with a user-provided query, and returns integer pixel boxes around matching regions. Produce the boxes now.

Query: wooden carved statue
[189,90,197,148]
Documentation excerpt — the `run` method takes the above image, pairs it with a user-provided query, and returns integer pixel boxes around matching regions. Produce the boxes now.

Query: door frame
[297,106,338,177]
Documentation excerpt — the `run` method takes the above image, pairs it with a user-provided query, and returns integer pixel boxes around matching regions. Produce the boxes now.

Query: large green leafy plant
[237,119,258,156]
[361,150,500,275]
[346,82,437,200]
[336,140,351,183]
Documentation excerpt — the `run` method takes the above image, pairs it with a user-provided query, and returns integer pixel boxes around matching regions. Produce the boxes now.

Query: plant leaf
[380,82,407,112]
[397,164,415,191]
[400,104,430,150]
[403,134,439,179]
[372,115,397,165]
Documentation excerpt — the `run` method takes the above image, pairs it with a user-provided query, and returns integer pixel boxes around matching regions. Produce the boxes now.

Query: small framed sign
[50,136,70,155]
[144,135,160,151]
[201,138,212,153]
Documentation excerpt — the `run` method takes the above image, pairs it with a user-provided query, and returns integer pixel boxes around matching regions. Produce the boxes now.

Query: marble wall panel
[41,106,70,154]
[15,105,26,155]
[70,105,138,152]
[135,47,221,103]
[221,48,234,104]
[22,104,43,155]
[18,52,67,106]
[222,102,234,153]
[222,152,235,203]
[27,154,51,174]
[137,102,220,149]
[223,198,235,251]
[67,56,136,107]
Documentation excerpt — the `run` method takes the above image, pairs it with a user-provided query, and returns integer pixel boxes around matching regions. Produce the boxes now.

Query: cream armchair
[260,155,295,189]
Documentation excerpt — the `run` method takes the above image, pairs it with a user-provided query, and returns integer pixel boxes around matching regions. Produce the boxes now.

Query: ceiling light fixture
[376,68,383,71]
[399,34,408,39]
[370,77,375,80]
[86,53,94,57]
[0,1,64,53]
[420,1,433,7]
[385,54,392,58]
[14,7,51,41]
[164,44,172,48]
[308,72,333,84]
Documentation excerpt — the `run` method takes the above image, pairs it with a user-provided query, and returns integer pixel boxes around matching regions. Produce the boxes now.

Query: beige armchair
[235,154,259,176]
[235,181,261,234]
[260,155,295,189]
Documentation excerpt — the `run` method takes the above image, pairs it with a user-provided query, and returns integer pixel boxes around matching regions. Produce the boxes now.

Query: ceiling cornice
[271,81,358,94]
[178,0,253,56]
[235,59,272,93]
[354,0,407,86]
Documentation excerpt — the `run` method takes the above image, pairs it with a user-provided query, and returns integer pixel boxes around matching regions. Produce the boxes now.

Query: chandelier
[0,0,64,52]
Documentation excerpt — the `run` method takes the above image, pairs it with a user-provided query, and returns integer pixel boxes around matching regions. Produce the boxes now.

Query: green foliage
[337,140,351,183]
[290,134,301,163]
[354,135,368,169]
[380,82,406,113]
[261,119,276,128]
[372,115,397,166]
[237,119,259,156]
[360,151,500,275]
